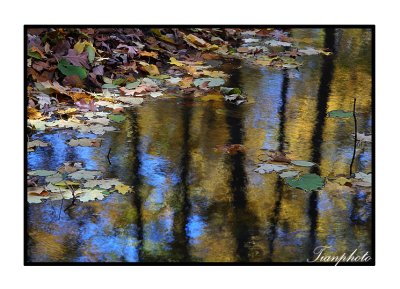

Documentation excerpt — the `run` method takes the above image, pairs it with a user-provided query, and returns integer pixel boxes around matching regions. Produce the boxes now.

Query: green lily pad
[291,160,316,167]
[286,173,324,192]
[108,114,126,123]
[327,110,353,118]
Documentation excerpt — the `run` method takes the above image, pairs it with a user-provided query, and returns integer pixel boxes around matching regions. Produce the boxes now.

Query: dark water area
[27,28,373,262]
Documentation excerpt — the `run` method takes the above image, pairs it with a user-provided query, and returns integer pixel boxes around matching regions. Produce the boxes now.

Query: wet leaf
[354,172,372,183]
[83,179,122,189]
[125,80,141,89]
[286,173,324,192]
[291,160,315,167]
[115,184,131,195]
[67,138,103,147]
[150,91,163,98]
[57,59,87,79]
[28,170,57,177]
[108,114,126,123]
[117,97,144,105]
[356,133,372,143]
[69,170,102,180]
[327,110,353,118]
[77,189,106,202]
[254,164,289,174]
[279,171,300,178]
[194,77,225,88]
[28,140,49,151]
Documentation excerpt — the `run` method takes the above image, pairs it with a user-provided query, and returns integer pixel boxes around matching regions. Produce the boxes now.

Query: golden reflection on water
[28,28,372,262]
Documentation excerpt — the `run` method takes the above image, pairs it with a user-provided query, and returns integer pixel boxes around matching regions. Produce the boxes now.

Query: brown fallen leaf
[214,144,246,154]
[27,107,43,120]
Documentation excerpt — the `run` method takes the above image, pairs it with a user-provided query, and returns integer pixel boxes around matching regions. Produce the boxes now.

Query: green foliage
[57,59,87,79]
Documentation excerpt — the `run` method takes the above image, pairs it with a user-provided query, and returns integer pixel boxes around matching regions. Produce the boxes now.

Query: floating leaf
[150,91,163,98]
[83,179,122,190]
[77,189,106,202]
[28,170,57,177]
[254,164,289,174]
[115,184,131,195]
[67,138,102,147]
[286,173,324,192]
[354,172,372,183]
[117,97,144,105]
[69,170,102,180]
[193,77,225,88]
[279,171,300,178]
[327,110,353,118]
[108,114,126,123]
[291,160,315,167]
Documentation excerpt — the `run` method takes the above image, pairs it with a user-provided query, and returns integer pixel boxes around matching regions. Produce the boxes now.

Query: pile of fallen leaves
[27,27,335,128]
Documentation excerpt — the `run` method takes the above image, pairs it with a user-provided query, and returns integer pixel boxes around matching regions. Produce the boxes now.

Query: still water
[27,28,373,263]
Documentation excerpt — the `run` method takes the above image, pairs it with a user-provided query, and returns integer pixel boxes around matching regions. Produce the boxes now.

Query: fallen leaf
[67,138,103,147]
[327,110,353,118]
[254,164,289,174]
[286,173,324,192]
[291,160,316,167]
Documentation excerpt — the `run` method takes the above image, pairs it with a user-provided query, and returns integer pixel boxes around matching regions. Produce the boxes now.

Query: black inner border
[24,24,375,266]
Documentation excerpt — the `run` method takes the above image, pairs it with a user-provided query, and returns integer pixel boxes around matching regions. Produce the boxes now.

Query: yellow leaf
[202,70,228,78]
[27,107,43,120]
[169,57,184,67]
[74,41,87,54]
[143,64,160,76]
[178,77,193,88]
[115,184,131,195]
[74,40,96,54]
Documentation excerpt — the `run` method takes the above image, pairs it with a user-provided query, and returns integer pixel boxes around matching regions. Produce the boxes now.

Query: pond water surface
[27,28,373,263]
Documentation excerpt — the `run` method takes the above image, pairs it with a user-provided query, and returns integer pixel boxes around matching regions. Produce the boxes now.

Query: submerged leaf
[291,160,315,167]
[327,110,353,118]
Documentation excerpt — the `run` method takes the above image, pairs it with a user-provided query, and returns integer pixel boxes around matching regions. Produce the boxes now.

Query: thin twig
[107,147,112,165]
[349,98,357,177]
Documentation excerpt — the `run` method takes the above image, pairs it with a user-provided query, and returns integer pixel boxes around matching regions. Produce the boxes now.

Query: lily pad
[291,160,316,167]
[286,173,325,192]
[327,110,353,118]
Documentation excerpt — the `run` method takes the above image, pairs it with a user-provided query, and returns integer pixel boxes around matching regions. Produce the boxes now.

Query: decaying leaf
[255,163,289,174]
[67,138,103,147]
